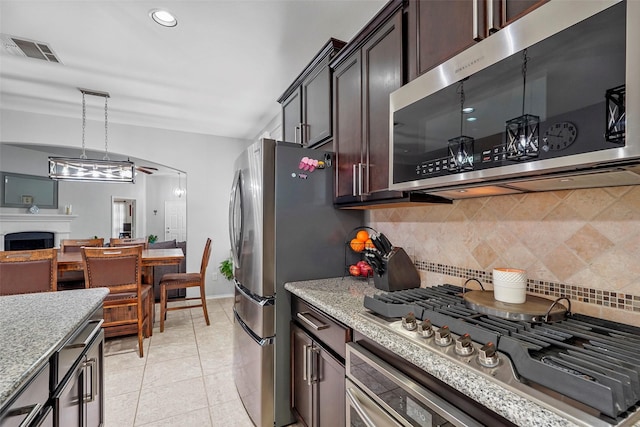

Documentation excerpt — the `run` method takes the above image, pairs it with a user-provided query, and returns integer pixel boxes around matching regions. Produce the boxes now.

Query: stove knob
[455,333,474,356]
[478,342,500,368]
[418,319,434,338]
[434,325,452,347]
[401,312,418,331]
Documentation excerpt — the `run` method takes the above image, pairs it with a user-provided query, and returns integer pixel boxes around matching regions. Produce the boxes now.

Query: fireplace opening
[4,232,54,251]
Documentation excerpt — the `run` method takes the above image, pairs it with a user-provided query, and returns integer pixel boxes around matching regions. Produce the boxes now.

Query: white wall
[1,109,250,297]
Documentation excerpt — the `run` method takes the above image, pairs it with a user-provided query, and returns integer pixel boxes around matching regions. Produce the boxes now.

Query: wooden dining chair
[159,238,212,332]
[58,238,105,289]
[109,237,148,249]
[82,245,152,357]
[0,249,58,295]
[61,238,105,252]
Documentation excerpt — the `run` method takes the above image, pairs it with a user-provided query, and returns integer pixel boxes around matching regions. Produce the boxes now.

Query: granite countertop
[0,288,108,409]
[285,278,587,427]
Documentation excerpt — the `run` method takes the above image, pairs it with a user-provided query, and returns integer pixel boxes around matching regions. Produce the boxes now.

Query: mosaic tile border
[415,260,640,312]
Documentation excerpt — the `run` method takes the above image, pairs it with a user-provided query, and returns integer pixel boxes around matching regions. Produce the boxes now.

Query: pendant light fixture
[174,171,185,197]
[48,89,135,183]
[448,79,475,172]
[505,49,540,160]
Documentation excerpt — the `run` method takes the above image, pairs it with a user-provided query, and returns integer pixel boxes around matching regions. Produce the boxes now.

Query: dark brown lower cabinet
[291,323,345,427]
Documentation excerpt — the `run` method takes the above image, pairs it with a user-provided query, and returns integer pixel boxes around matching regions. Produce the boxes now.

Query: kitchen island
[0,288,108,422]
[285,278,638,427]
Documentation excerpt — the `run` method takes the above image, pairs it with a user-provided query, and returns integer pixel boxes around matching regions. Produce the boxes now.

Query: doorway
[165,200,186,241]
[112,197,136,238]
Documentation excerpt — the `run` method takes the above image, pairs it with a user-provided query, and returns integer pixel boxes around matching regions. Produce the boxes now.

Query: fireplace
[0,214,77,251]
[4,232,55,251]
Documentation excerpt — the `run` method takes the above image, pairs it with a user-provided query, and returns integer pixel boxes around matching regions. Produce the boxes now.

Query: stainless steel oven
[346,342,514,427]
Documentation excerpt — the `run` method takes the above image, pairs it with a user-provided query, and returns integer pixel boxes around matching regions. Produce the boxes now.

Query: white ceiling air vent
[0,34,62,63]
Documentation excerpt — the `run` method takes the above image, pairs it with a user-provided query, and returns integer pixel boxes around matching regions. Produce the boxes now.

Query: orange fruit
[365,238,374,250]
[356,230,369,242]
[350,238,365,252]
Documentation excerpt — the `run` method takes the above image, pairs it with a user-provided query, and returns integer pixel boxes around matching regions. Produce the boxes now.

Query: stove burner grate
[364,285,640,420]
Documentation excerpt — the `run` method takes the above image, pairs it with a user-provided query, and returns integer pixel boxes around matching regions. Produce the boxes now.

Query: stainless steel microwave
[389,0,640,199]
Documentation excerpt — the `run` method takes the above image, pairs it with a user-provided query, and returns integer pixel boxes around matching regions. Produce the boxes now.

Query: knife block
[373,247,420,292]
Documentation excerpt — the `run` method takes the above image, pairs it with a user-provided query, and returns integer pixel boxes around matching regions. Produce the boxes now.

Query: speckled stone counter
[0,288,108,409]
[285,278,627,427]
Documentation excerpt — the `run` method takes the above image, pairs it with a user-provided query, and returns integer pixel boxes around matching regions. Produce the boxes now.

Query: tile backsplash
[367,186,640,327]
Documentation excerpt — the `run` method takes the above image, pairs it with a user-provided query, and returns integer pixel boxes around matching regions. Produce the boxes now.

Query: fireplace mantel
[0,213,78,250]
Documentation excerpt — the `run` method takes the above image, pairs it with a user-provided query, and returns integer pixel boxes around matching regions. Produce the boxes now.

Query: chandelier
[48,89,135,183]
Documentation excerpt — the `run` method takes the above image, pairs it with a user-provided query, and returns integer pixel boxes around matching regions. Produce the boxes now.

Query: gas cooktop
[363,285,640,427]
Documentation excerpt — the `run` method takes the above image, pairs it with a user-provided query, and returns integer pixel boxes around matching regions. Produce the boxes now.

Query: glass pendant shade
[448,135,475,171]
[49,157,135,182]
[605,84,625,142]
[505,113,540,160]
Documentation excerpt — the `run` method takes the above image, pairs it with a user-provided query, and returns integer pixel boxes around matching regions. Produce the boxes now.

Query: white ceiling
[0,0,386,141]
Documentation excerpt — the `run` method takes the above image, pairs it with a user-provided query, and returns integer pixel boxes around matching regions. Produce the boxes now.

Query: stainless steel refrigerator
[229,139,362,427]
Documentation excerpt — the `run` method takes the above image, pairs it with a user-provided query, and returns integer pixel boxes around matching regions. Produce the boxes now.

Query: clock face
[542,122,577,151]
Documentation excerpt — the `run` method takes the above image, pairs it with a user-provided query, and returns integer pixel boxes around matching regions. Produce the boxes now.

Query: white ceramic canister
[493,268,527,304]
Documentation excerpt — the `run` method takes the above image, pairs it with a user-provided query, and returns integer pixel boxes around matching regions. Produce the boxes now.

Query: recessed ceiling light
[462,107,475,113]
[466,117,477,122]
[150,9,177,27]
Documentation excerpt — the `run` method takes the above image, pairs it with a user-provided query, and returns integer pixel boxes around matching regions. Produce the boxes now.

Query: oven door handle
[346,387,377,427]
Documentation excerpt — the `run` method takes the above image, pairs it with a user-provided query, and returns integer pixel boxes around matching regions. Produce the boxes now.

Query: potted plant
[219,258,233,281]
[148,234,158,244]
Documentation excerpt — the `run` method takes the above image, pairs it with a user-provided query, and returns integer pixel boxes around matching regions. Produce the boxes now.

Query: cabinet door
[291,324,313,426]
[54,364,83,427]
[282,88,302,144]
[488,0,547,31]
[316,347,345,427]
[362,10,402,196]
[302,58,332,147]
[83,336,103,427]
[333,52,363,202]
[406,0,480,81]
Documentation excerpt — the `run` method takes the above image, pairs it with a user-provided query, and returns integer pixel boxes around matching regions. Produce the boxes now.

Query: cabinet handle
[358,163,364,196]
[303,344,312,385]
[65,320,103,349]
[309,346,319,385]
[302,123,310,146]
[296,312,329,331]
[5,403,42,427]
[346,388,377,427]
[487,0,505,34]
[83,358,98,403]
[352,164,358,196]
[293,123,304,145]
[472,0,482,41]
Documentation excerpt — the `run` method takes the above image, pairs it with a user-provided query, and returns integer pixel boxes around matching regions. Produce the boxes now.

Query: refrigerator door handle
[228,169,243,267]
[235,280,274,307]
[233,308,274,346]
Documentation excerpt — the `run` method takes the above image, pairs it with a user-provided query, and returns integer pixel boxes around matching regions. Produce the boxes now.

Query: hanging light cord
[103,96,110,160]
[522,49,528,116]
[460,81,465,135]
[81,92,88,159]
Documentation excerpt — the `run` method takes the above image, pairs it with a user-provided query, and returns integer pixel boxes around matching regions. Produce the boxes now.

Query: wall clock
[542,121,577,151]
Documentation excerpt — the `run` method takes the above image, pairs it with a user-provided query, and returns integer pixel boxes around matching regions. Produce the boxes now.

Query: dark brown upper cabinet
[406,0,547,82]
[278,39,345,147]
[331,1,404,205]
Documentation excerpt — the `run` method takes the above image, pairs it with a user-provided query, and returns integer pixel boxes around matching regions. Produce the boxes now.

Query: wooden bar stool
[159,238,211,332]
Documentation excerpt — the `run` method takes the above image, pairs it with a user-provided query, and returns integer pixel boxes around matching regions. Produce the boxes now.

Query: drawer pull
[296,312,329,331]
[5,403,42,427]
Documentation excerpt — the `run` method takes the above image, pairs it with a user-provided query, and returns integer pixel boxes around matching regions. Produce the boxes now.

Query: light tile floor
[103,296,255,427]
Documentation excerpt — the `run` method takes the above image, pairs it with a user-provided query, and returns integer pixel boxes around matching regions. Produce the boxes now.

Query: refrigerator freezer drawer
[234,281,275,338]
[233,309,274,427]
